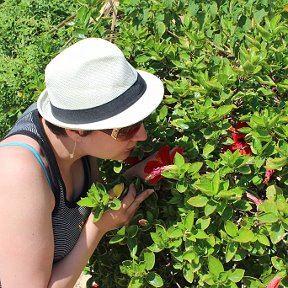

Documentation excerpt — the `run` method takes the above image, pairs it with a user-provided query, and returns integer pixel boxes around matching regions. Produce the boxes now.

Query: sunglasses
[101,121,143,141]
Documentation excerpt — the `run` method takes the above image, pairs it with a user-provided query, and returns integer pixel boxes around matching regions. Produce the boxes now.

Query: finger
[121,183,137,208]
[108,188,115,199]
[127,189,154,213]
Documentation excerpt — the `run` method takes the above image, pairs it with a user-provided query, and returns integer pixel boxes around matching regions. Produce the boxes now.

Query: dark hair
[45,120,92,137]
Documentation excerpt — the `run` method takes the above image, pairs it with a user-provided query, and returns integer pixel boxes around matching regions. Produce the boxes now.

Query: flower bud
[138,219,148,226]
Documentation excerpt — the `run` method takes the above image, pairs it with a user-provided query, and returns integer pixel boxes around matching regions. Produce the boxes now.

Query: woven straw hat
[37,38,164,130]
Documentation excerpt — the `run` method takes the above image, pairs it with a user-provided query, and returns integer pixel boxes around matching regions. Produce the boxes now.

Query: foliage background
[0,0,288,287]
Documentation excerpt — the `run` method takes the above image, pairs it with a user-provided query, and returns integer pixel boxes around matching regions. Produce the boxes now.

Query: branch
[49,14,76,34]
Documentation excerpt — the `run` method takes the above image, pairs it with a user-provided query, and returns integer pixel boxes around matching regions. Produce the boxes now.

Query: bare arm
[49,184,153,287]
[0,149,153,288]
[0,149,55,287]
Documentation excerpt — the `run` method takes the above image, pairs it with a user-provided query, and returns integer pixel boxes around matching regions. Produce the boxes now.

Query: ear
[65,129,85,142]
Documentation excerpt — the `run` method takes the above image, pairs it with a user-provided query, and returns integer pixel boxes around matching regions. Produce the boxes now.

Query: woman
[0,38,164,287]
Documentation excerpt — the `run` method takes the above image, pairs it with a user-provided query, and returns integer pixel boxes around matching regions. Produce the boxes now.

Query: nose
[132,123,147,142]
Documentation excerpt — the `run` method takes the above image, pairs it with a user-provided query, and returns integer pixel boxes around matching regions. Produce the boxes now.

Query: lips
[126,146,135,152]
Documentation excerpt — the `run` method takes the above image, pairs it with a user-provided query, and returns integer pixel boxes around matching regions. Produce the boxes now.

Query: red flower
[124,156,141,166]
[264,169,275,185]
[267,276,282,288]
[246,192,263,208]
[231,122,250,141]
[145,165,174,184]
[144,146,184,184]
[224,122,252,156]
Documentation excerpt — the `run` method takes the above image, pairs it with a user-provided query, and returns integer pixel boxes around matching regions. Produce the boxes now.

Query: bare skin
[0,120,154,288]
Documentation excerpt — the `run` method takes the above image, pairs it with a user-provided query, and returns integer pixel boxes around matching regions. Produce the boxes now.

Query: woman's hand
[123,152,158,180]
[123,146,184,181]
[94,183,154,233]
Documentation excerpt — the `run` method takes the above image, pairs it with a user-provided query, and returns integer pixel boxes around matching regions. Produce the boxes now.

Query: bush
[1,0,288,287]
[0,0,79,138]
[79,0,288,287]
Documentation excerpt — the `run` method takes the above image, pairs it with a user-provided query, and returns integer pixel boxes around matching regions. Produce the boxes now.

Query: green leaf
[235,228,254,243]
[266,185,282,200]
[77,197,95,207]
[129,277,143,288]
[188,162,203,175]
[238,165,251,174]
[113,162,123,173]
[258,212,279,223]
[127,225,139,238]
[196,217,211,230]
[270,223,285,244]
[194,178,215,196]
[204,201,217,216]
[150,232,162,246]
[144,251,155,270]
[259,201,278,214]
[135,55,151,63]
[203,142,215,158]
[228,269,245,283]
[224,221,238,237]
[265,157,287,170]
[212,172,220,194]
[159,105,168,120]
[216,104,237,118]
[187,195,209,207]
[271,256,286,271]
[254,9,268,24]
[109,234,126,244]
[245,35,261,49]
[155,21,166,38]
[183,263,194,283]
[195,229,208,239]
[127,238,138,258]
[109,198,122,210]
[176,180,188,193]
[243,60,255,73]
[174,152,185,166]
[208,255,224,277]
[167,227,183,238]
[93,206,104,222]
[146,272,164,287]
[183,250,197,261]
[257,234,270,246]
[184,211,195,231]
[234,200,252,211]
[225,242,238,263]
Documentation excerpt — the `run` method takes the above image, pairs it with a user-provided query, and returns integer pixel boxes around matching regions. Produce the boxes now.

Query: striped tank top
[2,103,92,263]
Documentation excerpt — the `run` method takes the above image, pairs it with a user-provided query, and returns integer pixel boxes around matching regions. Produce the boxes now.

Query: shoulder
[0,138,55,286]
[0,137,55,211]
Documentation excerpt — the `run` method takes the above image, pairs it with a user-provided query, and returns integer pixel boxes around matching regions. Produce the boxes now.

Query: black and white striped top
[5,103,92,263]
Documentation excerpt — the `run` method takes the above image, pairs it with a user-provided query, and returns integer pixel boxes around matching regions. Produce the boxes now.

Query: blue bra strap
[0,142,52,188]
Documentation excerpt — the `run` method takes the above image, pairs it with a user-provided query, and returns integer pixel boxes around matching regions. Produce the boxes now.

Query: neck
[41,118,81,168]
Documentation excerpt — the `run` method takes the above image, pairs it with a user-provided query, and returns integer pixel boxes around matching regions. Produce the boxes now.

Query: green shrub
[0,0,79,138]
[78,0,288,287]
[1,0,288,287]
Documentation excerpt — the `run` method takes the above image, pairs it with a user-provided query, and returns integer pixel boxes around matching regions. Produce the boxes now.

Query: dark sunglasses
[101,121,143,141]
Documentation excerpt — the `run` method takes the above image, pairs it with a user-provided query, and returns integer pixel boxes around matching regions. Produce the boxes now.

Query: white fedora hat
[37,38,164,130]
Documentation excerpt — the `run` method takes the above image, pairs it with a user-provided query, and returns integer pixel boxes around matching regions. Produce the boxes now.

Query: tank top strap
[0,141,52,188]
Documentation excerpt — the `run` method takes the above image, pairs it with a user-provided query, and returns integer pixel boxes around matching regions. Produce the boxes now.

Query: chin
[114,152,131,161]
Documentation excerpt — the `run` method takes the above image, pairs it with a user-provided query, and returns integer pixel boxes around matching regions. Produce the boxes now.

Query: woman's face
[82,123,147,160]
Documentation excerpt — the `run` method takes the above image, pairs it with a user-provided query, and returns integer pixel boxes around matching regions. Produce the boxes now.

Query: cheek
[85,133,131,160]
[95,141,130,160]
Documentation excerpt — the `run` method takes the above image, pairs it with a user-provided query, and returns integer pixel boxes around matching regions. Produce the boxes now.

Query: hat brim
[37,70,164,130]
